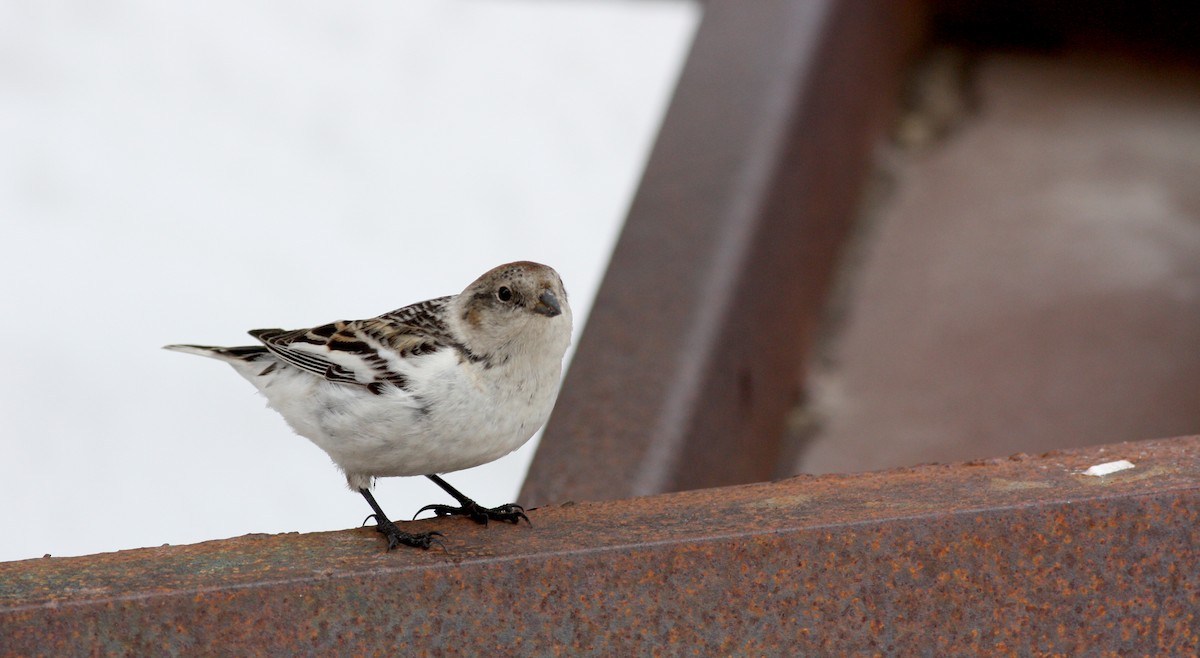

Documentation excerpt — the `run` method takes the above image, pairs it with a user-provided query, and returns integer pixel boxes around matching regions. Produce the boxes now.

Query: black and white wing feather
[250,297,456,394]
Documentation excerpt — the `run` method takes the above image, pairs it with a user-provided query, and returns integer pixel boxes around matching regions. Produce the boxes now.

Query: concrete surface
[795,53,1200,474]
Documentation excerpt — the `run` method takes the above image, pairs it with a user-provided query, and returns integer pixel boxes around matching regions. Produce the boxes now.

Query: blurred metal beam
[4,436,1198,655]
[520,0,924,506]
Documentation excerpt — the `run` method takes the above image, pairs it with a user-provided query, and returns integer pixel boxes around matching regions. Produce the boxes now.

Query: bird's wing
[250,297,455,392]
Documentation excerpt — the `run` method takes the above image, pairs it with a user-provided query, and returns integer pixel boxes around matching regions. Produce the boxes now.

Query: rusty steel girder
[3,436,1198,655]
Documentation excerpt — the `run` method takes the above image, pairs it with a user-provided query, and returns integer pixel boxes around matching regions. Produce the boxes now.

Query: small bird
[165,261,572,550]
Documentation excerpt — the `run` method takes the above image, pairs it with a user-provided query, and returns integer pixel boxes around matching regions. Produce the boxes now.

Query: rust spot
[989,478,1053,491]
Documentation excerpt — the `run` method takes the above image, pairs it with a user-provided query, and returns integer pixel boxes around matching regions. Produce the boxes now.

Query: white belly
[240,349,558,487]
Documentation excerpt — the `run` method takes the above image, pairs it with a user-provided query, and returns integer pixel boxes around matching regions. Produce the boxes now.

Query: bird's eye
[496,286,513,302]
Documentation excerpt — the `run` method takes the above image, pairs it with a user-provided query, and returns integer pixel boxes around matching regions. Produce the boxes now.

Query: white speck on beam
[1083,460,1135,477]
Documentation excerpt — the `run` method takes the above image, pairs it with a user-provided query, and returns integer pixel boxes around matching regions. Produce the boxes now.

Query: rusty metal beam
[520,0,924,506]
[4,436,1199,654]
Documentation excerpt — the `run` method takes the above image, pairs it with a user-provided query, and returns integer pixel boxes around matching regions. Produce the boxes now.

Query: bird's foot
[364,514,444,550]
[414,500,529,526]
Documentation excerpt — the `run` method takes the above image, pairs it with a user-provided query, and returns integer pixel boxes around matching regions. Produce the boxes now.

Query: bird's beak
[534,290,562,317]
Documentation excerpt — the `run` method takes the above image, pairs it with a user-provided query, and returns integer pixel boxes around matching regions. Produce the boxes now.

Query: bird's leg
[415,474,530,526]
[359,488,442,550]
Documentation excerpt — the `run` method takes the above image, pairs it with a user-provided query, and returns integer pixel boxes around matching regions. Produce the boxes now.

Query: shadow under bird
[165,261,572,550]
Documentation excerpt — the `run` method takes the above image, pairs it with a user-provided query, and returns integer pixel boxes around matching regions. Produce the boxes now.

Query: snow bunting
[165,261,572,550]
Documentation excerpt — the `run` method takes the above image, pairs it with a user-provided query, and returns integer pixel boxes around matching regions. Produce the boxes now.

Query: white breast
[240,347,562,489]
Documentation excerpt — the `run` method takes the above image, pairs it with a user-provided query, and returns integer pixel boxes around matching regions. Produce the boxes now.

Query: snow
[1082,460,1135,477]
[0,0,698,561]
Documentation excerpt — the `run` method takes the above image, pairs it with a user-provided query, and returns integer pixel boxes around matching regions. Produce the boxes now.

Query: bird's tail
[163,344,270,362]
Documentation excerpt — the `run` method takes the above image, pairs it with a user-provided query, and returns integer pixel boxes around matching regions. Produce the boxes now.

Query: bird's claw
[371,516,444,551]
[414,501,530,526]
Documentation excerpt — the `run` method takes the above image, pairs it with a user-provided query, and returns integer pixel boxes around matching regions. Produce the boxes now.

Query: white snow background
[0,1,698,562]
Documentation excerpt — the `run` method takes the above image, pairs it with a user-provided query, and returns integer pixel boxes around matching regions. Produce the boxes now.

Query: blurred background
[789,1,1200,475]
[517,0,1200,506]
[5,0,1200,565]
[0,0,699,562]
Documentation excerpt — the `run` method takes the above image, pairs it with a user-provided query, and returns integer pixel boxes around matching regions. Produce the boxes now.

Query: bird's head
[451,261,572,361]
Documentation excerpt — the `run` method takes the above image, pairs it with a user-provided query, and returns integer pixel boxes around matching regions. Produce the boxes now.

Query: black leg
[415,474,530,526]
[359,488,442,550]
